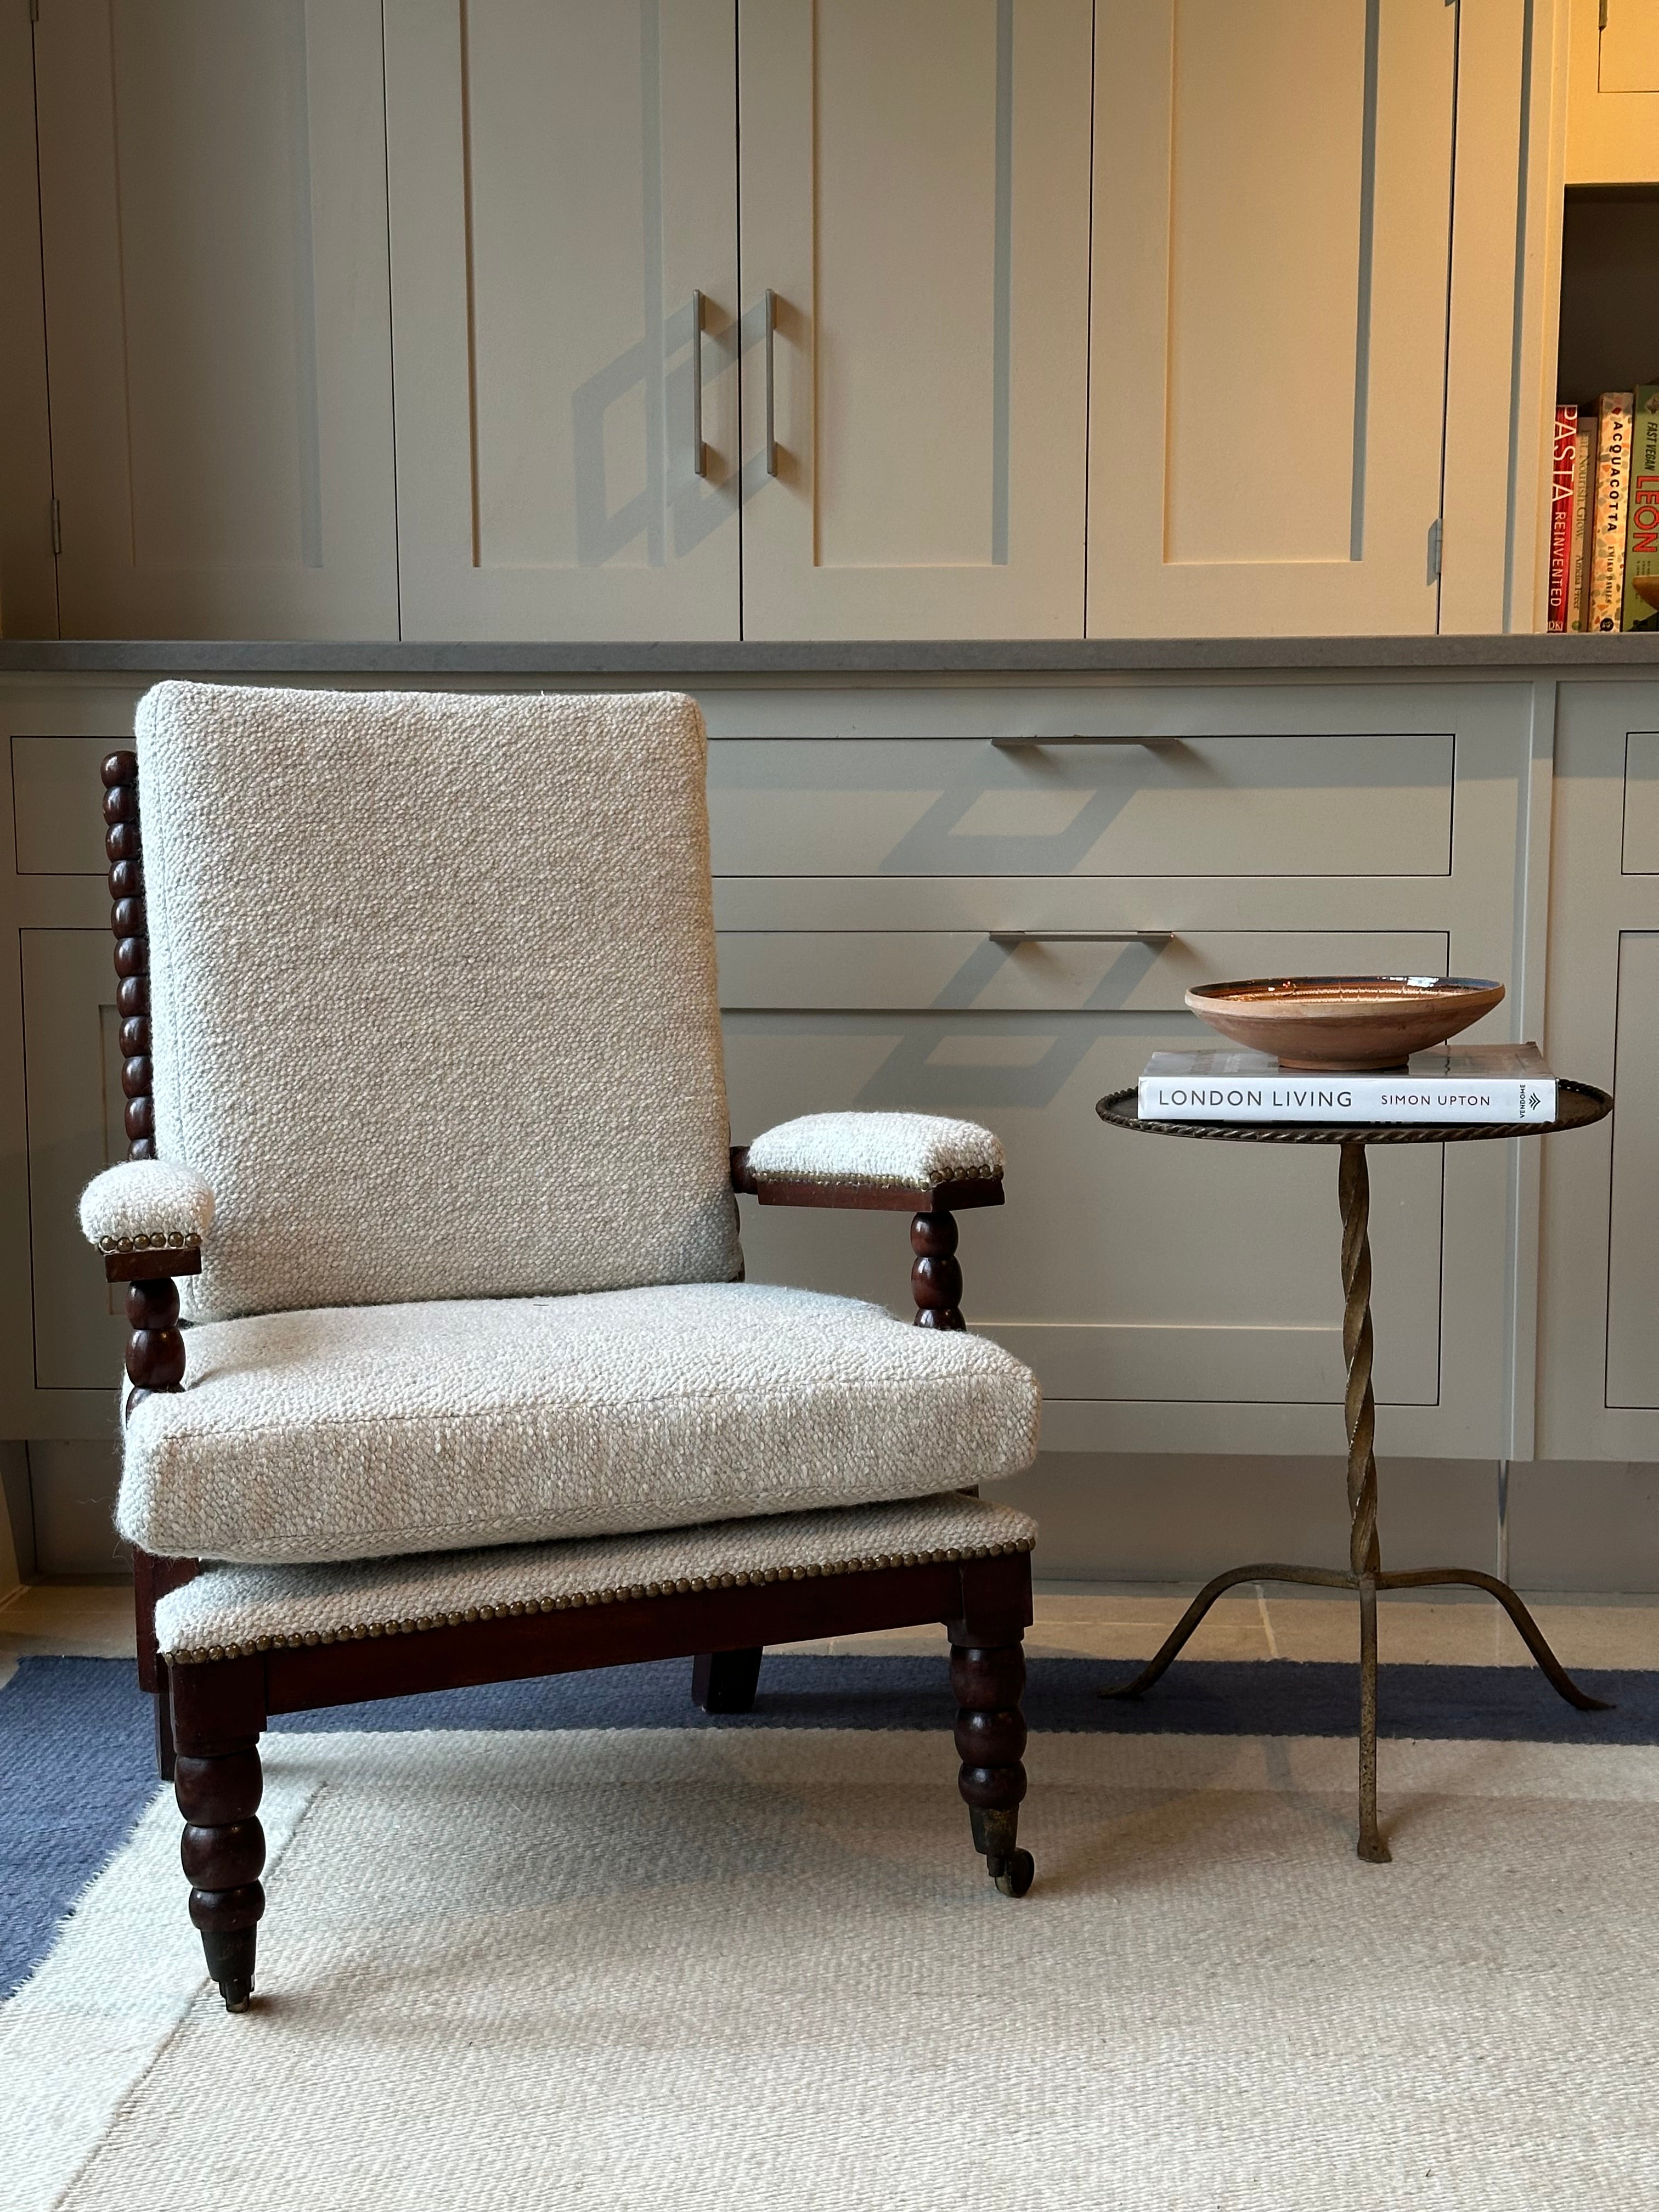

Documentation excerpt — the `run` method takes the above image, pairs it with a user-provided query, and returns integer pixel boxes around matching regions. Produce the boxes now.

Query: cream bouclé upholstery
[88,683,1041,1581]
[153,1493,1039,1663]
[79,1159,215,1255]
[136,681,740,1324]
[117,1283,1041,1565]
[745,1111,1003,1190]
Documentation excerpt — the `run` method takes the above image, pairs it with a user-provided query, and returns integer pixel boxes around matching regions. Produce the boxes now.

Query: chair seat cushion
[119,1283,1041,1566]
[152,1492,1038,1663]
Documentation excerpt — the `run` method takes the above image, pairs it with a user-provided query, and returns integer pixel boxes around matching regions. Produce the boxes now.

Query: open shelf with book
[1551,188,1659,634]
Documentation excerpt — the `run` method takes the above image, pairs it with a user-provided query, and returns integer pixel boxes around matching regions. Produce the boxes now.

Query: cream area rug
[3,1728,1657,2212]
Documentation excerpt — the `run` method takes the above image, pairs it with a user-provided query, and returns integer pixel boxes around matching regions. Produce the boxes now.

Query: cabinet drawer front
[723,926,1446,1410]
[12,736,116,874]
[21,931,128,1391]
[718,929,1448,1012]
[708,733,1453,877]
[1621,731,1659,873]
[1607,932,1659,1407]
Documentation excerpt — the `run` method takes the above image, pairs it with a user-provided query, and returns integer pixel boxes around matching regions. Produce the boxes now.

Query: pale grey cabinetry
[1088,0,1458,637]
[736,0,1093,639]
[381,0,1091,643]
[1538,682,1659,1458]
[3,3,1522,644]
[382,0,742,640]
[709,681,1538,1458]
[0,697,141,1457]
[30,1,399,640]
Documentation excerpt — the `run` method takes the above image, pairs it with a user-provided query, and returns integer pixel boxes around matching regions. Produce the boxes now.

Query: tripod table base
[1100,1560,1612,1861]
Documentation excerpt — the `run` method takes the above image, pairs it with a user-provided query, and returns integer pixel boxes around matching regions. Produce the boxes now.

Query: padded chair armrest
[80,1159,213,1280]
[732,1112,1005,1213]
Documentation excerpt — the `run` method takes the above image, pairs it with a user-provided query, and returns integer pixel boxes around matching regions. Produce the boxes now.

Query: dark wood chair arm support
[105,1248,198,1402]
[103,1245,204,1282]
[729,1147,998,1331]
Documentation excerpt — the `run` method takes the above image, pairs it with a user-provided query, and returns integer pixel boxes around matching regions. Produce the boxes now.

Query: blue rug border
[4,1651,1657,1999]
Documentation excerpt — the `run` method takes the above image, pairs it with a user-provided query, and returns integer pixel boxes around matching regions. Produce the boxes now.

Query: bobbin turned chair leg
[947,1618,1032,1897]
[691,1646,763,1713]
[170,1658,267,2013]
[153,1659,177,1782]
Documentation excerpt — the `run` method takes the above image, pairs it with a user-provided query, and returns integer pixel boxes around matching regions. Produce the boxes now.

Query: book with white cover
[1138,1045,1557,1125]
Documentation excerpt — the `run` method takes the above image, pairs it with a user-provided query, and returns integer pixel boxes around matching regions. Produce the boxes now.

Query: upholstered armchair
[79,682,1041,2014]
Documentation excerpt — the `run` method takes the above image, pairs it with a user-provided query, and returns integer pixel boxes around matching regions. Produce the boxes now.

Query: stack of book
[1549,388,1659,633]
[1136,1044,1556,1125]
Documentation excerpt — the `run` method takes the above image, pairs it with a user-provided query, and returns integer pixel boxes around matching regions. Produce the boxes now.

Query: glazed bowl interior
[1184,974,1505,1072]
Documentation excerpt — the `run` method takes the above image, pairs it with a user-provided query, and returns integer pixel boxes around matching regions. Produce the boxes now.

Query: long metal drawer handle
[989,930,1174,947]
[992,735,1171,749]
[691,290,707,479]
[764,289,778,477]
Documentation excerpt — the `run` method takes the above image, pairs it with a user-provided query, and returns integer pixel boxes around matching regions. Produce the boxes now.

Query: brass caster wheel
[991,1848,1035,1898]
[201,1929,257,2013]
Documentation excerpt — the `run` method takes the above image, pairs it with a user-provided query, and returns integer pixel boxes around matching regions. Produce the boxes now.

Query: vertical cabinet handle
[691,289,707,479]
[764,289,778,477]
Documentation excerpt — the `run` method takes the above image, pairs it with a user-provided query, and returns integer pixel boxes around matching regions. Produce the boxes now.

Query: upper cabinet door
[33,0,398,640]
[1087,0,1456,637]
[384,0,740,641]
[1567,0,1659,182]
[737,0,1093,641]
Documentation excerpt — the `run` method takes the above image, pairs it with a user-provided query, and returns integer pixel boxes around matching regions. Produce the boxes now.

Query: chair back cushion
[137,682,741,1322]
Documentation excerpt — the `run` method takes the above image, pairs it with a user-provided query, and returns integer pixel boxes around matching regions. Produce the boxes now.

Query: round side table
[1096,1077,1614,1863]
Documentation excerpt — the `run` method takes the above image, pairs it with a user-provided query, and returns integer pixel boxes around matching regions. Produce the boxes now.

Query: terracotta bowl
[1184,974,1505,1072]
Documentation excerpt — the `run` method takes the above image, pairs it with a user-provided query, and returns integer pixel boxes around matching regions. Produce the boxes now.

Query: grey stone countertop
[4,634,1659,678]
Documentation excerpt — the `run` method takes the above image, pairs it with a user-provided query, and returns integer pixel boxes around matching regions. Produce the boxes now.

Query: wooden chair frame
[100,749,1034,2013]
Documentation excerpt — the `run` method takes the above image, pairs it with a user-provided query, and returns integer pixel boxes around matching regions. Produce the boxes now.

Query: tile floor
[1,1577,1654,1673]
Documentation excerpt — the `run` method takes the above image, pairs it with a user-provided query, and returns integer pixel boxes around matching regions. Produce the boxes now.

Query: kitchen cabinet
[735,0,1093,639]
[1538,685,1659,1458]
[1566,0,1659,181]
[383,0,742,640]
[706,673,1533,1458]
[385,0,1092,642]
[3,0,1573,642]
[20,929,128,1393]
[31,0,398,638]
[1087,0,1458,637]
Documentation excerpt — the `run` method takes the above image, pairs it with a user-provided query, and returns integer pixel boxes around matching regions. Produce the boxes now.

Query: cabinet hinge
[1426,516,1442,584]
[50,498,60,556]
[1600,0,1610,30]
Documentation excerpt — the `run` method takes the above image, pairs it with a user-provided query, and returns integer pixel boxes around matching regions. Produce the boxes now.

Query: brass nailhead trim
[100,1231,200,1254]
[751,1167,1001,1190]
[160,1533,1037,1666]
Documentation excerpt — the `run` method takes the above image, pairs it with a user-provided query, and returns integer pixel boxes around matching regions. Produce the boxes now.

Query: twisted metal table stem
[1339,1143,1389,1862]
[1339,1143,1380,1582]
